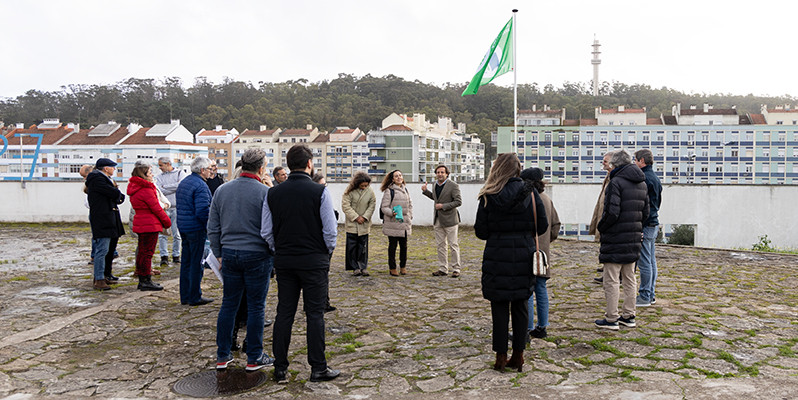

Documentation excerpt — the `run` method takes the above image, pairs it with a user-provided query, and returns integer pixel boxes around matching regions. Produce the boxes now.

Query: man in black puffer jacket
[595,151,649,331]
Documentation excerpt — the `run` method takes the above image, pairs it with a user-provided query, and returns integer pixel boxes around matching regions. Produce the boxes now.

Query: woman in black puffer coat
[475,153,548,372]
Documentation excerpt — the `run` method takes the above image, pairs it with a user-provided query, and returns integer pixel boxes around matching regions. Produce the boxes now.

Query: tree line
[2,74,795,154]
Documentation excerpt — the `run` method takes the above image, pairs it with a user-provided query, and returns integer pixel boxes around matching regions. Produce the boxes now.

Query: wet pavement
[1,222,797,399]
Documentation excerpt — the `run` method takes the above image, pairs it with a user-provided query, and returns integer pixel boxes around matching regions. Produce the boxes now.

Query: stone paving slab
[1,222,798,399]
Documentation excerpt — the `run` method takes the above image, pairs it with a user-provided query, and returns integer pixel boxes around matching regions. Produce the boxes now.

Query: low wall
[1,181,795,249]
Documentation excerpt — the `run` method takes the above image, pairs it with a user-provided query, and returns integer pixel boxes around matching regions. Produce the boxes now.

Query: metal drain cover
[173,369,269,397]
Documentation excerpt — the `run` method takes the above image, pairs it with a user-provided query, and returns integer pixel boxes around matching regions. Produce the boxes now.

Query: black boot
[137,275,163,291]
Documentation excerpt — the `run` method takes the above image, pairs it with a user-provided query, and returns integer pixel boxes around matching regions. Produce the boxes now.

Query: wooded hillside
[2,74,794,149]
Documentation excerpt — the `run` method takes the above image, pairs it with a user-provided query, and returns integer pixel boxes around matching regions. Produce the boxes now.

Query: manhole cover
[173,369,269,397]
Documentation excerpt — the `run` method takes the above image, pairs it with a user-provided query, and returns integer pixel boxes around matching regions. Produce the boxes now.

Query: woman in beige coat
[380,170,413,276]
[521,167,561,340]
[342,172,376,276]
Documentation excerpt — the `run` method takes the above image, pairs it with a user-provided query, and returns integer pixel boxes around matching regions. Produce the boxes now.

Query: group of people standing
[83,143,662,381]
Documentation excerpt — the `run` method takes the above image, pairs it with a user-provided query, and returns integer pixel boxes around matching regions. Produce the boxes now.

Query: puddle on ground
[15,286,94,307]
[729,252,765,261]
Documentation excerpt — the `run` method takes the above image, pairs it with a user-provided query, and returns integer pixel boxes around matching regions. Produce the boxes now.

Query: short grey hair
[241,148,267,173]
[609,150,633,169]
[190,156,213,174]
[158,157,172,165]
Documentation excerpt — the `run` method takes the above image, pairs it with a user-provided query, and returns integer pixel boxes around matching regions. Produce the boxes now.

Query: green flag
[462,17,514,96]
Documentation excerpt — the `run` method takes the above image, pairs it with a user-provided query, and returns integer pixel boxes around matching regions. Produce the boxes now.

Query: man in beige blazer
[422,165,462,277]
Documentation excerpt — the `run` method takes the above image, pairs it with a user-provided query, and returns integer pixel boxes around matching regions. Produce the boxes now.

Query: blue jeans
[638,225,658,302]
[158,208,181,258]
[527,277,549,330]
[179,230,206,304]
[216,249,273,363]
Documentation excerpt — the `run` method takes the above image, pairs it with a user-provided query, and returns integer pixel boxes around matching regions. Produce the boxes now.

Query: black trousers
[387,235,407,270]
[272,268,328,372]
[345,233,369,271]
[105,237,118,277]
[490,299,529,353]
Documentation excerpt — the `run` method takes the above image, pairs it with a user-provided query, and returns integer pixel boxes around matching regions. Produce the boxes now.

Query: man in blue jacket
[634,149,662,307]
[176,156,213,306]
[261,144,339,383]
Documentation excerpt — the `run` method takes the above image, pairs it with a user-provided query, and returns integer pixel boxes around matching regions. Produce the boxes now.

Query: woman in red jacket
[127,162,172,291]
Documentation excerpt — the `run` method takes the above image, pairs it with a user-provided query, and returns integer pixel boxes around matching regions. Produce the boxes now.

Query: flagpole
[512,9,518,155]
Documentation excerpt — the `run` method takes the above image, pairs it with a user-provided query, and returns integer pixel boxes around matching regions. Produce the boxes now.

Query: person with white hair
[176,156,214,306]
[155,156,185,268]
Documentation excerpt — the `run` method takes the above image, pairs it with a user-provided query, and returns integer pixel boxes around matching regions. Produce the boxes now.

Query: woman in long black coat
[475,153,547,372]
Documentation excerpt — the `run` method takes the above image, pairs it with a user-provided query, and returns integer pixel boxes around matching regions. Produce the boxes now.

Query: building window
[586,149,593,156]
[544,133,551,141]
[672,165,679,173]
[715,164,723,172]
[763,148,770,157]
[672,133,680,141]
[701,164,708,172]
[672,149,679,157]
[731,149,739,157]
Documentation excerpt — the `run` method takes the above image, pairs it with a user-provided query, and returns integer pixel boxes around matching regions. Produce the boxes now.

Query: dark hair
[311,173,325,183]
[634,149,654,166]
[380,169,402,192]
[286,145,312,171]
[272,166,284,175]
[241,148,266,173]
[344,171,372,194]
[131,163,150,180]
[435,165,449,175]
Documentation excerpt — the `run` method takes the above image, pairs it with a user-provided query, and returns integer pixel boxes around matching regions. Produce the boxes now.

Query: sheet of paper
[204,251,223,284]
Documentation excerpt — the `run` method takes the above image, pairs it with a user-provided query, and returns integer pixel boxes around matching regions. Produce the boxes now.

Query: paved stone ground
[1,222,797,399]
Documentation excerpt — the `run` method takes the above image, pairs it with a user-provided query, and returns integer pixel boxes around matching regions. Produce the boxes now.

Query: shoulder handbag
[531,192,548,276]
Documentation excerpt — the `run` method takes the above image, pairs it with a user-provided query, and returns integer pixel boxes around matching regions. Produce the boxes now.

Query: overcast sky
[2,0,796,99]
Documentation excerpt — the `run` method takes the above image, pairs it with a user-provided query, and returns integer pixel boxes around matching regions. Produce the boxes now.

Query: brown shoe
[389,269,399,276]
[93,279,111,291]
[432,270,447,277]
[400,267,407,275]
[451,271,460,278]
[151,269,161,276]
[507,350,524,372]
[493,352,507,371]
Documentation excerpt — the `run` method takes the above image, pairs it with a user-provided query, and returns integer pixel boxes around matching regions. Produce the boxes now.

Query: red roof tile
[54,126,130,146]
[4,124,76,145]
[240,129,277,136]
[381,124,413,131]
[750,114,767,124]
[765,108,798,113]
[280,129,312,136]
[313,134,329,142]
[562,119,580,126]
[579,119,598,126]
[646,118,663,125]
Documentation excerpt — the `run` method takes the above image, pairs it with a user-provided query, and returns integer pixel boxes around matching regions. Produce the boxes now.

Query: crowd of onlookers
[81,144,661,380]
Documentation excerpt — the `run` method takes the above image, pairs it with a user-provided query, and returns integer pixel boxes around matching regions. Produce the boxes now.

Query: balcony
[368,156,385,161]
[368,169,386,174]
[368,143,385,149]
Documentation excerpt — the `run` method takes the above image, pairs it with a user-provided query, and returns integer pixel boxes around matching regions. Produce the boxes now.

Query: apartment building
[1,119,206,181]
[367,113,485,183]
[497,104,798,185]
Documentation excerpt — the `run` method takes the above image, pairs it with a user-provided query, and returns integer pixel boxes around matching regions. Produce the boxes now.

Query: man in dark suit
[261,144,340,383]
[85,158,125,290]
[422,165,463,277]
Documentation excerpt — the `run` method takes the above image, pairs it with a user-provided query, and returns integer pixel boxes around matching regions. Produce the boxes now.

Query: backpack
[378,188,395,220]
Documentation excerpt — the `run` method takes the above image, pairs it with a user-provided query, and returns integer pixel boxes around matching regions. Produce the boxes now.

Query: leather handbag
[531,192,548,276]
